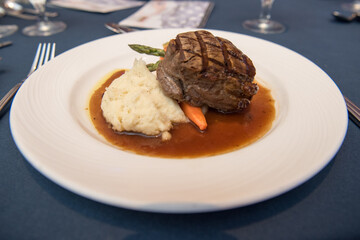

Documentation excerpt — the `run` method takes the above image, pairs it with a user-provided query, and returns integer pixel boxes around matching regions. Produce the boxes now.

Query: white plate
[10,29,348,213]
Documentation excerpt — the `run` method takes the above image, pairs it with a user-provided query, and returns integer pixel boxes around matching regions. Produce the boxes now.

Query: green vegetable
[128,44,165,57]
[146,61,161,72]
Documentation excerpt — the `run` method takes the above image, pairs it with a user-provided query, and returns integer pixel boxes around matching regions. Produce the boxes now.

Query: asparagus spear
[128,44,165,57]
[146,61,161,72]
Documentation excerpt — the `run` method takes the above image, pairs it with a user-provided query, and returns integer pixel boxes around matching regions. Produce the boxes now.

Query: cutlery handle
[22,8,58,17]
[345,96,360,128]
[0,82,22,112]
[6,11,37,20]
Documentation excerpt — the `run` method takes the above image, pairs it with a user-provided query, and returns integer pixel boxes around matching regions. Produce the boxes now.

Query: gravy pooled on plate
[88,70,276,158]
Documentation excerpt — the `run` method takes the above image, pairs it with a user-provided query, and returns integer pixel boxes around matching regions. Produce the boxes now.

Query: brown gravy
[88,70,276,158]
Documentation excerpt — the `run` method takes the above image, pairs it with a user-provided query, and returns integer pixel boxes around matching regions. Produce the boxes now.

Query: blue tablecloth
[1,0,359,239]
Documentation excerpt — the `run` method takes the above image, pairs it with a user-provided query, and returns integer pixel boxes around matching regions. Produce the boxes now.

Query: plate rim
[10,28,348,213]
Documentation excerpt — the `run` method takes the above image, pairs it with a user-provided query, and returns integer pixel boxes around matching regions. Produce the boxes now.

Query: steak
[156,30,258,113]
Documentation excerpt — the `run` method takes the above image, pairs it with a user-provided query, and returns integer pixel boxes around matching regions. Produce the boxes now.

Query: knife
[105,23,137,34]
[0,41,12,49]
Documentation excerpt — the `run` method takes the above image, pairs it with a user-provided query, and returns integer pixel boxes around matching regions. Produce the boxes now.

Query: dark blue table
[1,0,359,239]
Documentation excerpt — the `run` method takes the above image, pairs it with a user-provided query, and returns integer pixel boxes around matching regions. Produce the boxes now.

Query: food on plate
[88,30,276,157]
[180,102,207,131]
[156,30,258,113]
[128,44,165,57]
[128,44,164,72]
[101,59,188,141]
[89,75,275,158]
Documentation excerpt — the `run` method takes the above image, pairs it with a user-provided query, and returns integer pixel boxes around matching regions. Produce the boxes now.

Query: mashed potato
[101,59,188,141]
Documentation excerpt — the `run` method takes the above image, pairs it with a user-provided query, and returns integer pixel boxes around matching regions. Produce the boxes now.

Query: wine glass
[22,0,66,36]
[242,0,285,34]
[342,0,360,12]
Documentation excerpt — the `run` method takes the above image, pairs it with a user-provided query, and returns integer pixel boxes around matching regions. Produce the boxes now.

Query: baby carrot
[180,102,207,131]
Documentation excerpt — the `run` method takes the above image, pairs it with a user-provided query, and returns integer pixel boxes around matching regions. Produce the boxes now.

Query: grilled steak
[156,30,258,113]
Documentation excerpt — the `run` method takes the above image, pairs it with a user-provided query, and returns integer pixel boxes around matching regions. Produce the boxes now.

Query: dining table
[0,0,359,239]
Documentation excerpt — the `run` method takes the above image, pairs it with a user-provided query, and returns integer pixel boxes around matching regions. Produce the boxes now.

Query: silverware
[105,22,137,34]
[0,6,37,20]
[345,96,360,127]
[0,40,12,49]
[332,11,360,22]
[0,43,56,114]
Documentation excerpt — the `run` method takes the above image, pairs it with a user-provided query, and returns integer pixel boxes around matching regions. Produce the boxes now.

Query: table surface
[1,0,359,239]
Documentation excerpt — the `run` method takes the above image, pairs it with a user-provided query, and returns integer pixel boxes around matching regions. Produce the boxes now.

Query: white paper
[49,0,145,13]
[119,1,214,28]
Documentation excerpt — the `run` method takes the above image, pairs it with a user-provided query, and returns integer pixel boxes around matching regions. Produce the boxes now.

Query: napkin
[119,0,214,28]
[49,0,145,13]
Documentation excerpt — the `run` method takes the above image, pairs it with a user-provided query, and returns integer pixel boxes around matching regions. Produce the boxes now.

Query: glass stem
[259,0,274,21]
[33,2,48,22]
[38,12,48,22]
[39,8,48,22]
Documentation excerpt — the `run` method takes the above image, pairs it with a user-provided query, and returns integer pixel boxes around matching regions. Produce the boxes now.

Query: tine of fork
[38,43,47,67]
[44,43,51,64]
[0,42,57,114]
[29,43,42,76]
[50,43,56,60]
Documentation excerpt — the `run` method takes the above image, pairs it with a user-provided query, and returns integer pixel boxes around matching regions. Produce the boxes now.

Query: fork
[0,43,56,113]
[345,96,360,128]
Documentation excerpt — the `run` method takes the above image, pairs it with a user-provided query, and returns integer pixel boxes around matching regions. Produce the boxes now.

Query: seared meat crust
[156,30,258,113]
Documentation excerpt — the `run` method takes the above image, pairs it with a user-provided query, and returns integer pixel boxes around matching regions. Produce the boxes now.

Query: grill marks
[218,38,255,77]
[178,34,225,67]
[195,31,209,72]
[175,36,185,61]
[181,49,225,67]
[217,37,231,72]
[156,30,258,113]
[173,31,255,81]
[177,32,252,75]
